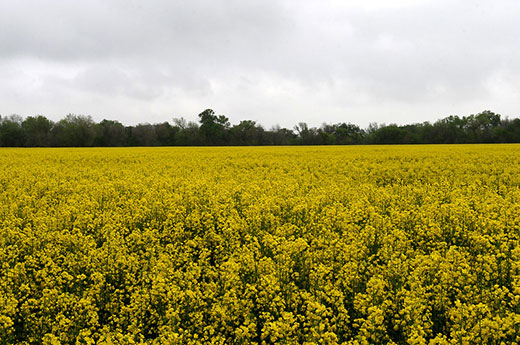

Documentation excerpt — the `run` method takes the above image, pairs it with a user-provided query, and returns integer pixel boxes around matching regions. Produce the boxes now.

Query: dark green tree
[371,124,407,144]
[431,115,467,143]
[198,109,230,145]
[335,123,364,144]
[294,122,319,145]
[172,118,201,146]
[0,115,25,147]
[267,125,297,145]
[130,124,158,146]
[51,114,96,147]
[154,122,178,146]
[230,120,265,145]
[93,119,126,146]
[22,115,53,147]
[1,109,520,147]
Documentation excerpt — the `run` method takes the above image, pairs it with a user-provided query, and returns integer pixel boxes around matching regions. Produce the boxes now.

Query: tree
[22,115,53,147]
[51,114,96,147]
[335,123,364,145]
[130,124,158,146]
[230,120,265,145]
[267,125,297,145]
[175,120,200,146]
[2,109,520,147]
[498,118,520,142]
[294,122,319,145]
[472,110,501,142]
[198,109,230,145]
[371,124,407,144]
[0,115,25,147]
[431,115,467,144]
[93,119,126,146]
[154,122,178,146]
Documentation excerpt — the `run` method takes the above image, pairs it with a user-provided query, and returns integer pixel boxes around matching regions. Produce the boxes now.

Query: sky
[1,0,520,129]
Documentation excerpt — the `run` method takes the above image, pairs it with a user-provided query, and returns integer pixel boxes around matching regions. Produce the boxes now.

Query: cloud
[1,0,519,127]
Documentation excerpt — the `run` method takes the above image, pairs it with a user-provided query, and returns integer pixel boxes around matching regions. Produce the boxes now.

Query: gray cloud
[1,0,520,128]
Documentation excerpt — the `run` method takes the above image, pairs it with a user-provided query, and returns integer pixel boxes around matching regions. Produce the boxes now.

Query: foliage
[1,110,520,147]
[1,145,520,344]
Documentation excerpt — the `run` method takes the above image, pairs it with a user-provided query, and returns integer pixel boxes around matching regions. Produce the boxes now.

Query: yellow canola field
[1,145,520,345]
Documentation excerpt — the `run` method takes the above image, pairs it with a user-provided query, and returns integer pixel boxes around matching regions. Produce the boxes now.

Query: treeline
[1,109,520,147]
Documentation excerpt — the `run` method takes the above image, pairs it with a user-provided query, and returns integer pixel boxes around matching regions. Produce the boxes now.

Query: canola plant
[1,145,520,344]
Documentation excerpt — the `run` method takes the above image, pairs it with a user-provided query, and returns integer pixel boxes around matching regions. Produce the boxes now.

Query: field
[1,145,520,344]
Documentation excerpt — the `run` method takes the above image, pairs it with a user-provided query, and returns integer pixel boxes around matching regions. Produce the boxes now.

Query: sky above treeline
[1,0,519,128]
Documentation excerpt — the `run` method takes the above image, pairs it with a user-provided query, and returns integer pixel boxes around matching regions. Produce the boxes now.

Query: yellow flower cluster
[1,145,520,344]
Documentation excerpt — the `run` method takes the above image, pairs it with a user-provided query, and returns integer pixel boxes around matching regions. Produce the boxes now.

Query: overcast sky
[1,0,519,128]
